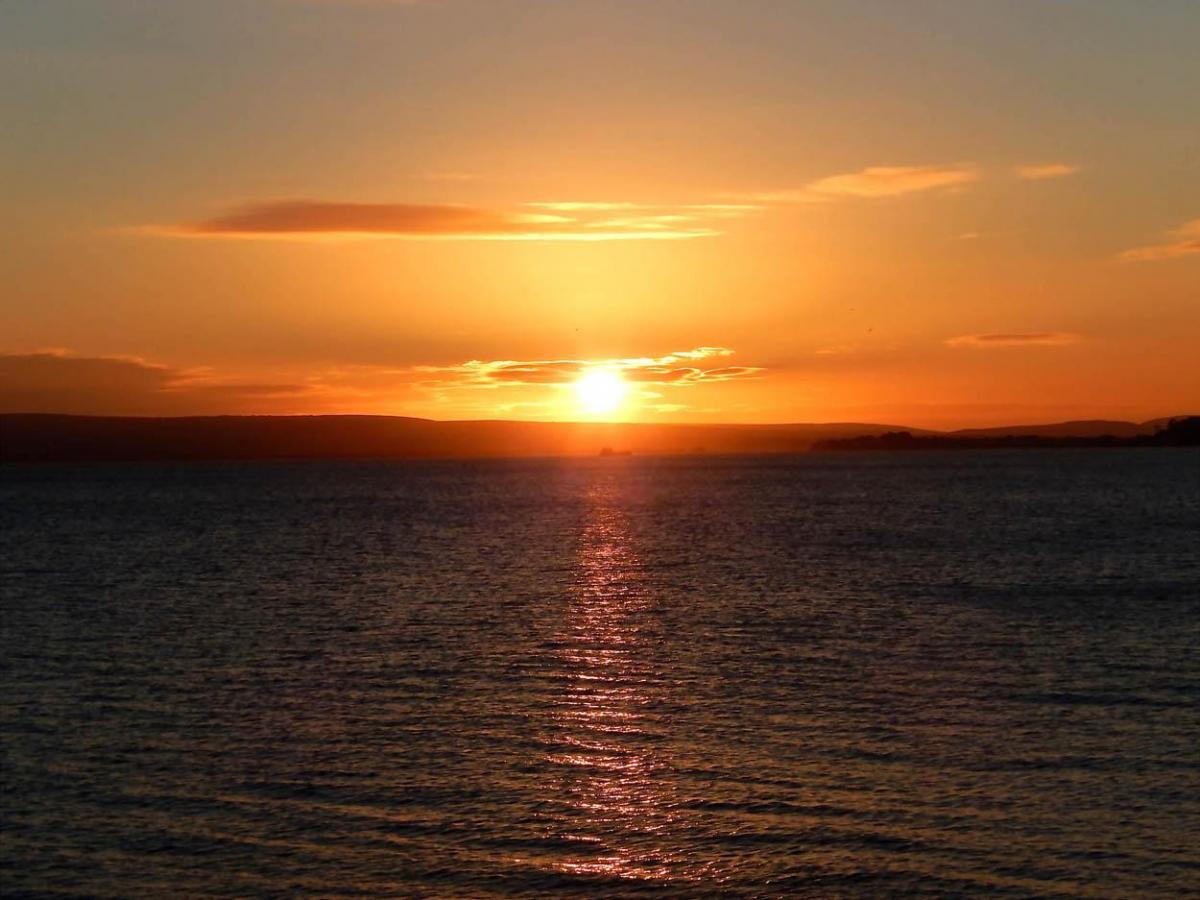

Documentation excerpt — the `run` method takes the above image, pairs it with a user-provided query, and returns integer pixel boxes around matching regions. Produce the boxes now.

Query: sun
[574,368,629,416]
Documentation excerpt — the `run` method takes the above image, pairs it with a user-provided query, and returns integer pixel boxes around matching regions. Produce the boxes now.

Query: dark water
[2,450,1199,898]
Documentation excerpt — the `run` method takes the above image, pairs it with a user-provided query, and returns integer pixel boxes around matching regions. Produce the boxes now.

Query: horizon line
[2,411,1193,431]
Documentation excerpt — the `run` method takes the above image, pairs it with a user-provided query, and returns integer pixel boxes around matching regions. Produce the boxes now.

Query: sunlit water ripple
[2,450,1199,897]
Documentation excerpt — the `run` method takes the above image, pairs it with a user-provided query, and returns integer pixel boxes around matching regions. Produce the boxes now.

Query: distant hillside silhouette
[950,420,1146,439]
[813,416,1200,452]
[3,414,1196,463]
[0,414,924,463]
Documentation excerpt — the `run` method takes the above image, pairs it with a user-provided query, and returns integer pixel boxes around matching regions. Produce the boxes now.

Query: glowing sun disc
[575,368,628,415]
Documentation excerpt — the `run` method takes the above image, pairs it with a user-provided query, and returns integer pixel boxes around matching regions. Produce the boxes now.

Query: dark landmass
[2,414,1196,463]
[0,414,929,463]
[813,416,1200,452]
[951,419,1146,439]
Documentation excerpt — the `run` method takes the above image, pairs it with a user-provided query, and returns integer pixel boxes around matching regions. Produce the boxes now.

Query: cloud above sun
[147,159,1081,245]
[147,162,1080,245]
[157,200,726,241]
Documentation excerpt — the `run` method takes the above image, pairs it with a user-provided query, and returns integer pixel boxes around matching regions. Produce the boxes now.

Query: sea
[2,449,1198,898]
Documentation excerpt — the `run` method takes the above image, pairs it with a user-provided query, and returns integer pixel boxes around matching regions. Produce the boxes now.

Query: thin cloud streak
[1118,217,1200,262]
[157,200,721,242]
[1014,163,1080,180]
[747,164,978,203]
[946,332,1083,348]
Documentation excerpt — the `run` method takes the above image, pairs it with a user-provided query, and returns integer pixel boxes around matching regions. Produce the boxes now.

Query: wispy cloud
[946,332,1082,348]
[154,200,722,242]
[747,164,978,203]
[1118,217,1200,262]
[292,352,761,419]
[418,347,762,389]
[1014,163,1080,180]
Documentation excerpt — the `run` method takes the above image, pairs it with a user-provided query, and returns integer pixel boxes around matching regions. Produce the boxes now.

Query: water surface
[3,450,1199,897]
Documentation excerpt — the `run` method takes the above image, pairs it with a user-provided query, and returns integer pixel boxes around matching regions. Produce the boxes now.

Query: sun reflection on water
[533,474,698,886]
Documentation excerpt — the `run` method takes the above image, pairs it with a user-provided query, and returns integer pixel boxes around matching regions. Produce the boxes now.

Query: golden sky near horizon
[2,0,1198,427]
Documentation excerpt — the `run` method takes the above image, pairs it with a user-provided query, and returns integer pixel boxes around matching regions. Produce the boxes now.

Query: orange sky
[2,0,1197,428]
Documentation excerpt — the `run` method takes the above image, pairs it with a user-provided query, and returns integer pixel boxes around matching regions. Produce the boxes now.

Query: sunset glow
[1,1,1197,428]
[5,5,1200,898]
[575,369,629,417]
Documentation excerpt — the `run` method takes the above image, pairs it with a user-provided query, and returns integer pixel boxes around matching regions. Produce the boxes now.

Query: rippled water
[3,450,1199,897]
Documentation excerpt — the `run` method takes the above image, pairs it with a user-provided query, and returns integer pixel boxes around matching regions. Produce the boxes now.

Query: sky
[2,0,1198,427]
